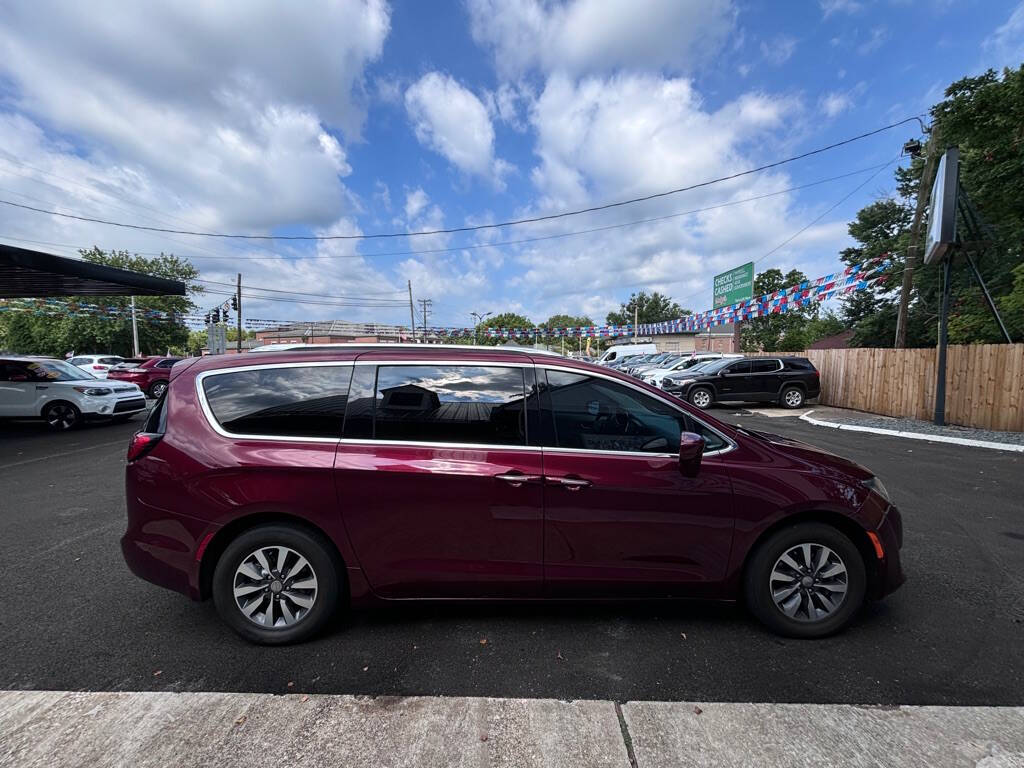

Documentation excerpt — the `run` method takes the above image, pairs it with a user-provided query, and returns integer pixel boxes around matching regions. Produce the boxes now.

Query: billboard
[713,262,754,309]
[924,147,959,265]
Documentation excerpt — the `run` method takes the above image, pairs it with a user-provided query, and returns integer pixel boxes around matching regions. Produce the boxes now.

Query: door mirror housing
[678,432,705,477]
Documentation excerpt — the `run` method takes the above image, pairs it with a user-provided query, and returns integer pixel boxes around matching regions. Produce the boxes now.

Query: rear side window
[750,359,781,373]
[724,361,752,375]
[785,358,816,371]
[202,365,352,438]
[345,364,527,446]
[68,357,89,366]
[99,357,122,365]
[155,359,178,369]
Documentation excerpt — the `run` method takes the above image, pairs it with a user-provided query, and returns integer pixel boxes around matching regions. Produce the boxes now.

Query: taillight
[92,365,105,370]
[127,432,162,462]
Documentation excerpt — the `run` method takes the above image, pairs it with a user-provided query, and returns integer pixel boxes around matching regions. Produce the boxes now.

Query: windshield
[26,360,96,381]
[694,358,737,375]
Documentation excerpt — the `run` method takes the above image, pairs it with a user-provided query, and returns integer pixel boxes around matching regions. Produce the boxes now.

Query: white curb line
[799,410,1024,453]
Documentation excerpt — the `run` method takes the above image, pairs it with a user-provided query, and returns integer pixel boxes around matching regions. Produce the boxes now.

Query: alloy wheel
[769,543,848,622]
[691,390,711,408]
[45,404,78,430]
[150,382,167,398]
[784,389,803,407]
[232,545,319,629]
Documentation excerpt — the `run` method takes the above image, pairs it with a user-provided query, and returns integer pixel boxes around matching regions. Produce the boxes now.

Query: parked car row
[122,343,903,645]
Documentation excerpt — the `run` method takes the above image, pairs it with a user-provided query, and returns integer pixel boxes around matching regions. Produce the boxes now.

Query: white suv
[0,356,147,430]
[67,354,124,379]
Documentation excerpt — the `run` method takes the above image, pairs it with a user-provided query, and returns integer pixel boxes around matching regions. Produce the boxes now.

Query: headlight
[862,476,891,502]
[72,386,113,396]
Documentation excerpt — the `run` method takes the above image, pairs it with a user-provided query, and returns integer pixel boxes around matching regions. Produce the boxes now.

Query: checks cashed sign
[712,262,755,310]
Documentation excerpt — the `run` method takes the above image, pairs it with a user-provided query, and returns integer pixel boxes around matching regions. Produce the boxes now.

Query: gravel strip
[810,413,1024,446]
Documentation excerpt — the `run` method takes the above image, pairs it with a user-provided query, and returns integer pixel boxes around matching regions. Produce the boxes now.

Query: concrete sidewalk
[1,691,1022,768]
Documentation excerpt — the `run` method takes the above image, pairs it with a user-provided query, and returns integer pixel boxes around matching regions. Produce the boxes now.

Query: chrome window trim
[748,359,784,374]
[192,358,736,457]
[195,361,354,444]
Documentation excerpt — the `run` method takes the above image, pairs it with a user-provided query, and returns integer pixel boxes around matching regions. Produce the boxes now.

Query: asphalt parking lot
[1,409,1022,706]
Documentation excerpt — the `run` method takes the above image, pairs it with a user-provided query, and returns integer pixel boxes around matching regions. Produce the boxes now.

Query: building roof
[808,329,854,350]
[0,244,187,298]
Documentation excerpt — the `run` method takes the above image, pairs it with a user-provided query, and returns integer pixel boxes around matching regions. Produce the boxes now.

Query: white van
[596,342,659,366]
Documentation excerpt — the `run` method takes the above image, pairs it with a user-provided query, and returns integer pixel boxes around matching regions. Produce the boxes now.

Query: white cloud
[404,72,512,189]
[404,187,429,220]
[821,92,853,117]
[857,26,889,55]
[983,2,1024,70]
[467,0,736,78]
[760,35,798,65]
[820,0,863,17]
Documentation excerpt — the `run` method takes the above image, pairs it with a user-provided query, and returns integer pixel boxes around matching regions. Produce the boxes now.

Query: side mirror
[678,432,704,478]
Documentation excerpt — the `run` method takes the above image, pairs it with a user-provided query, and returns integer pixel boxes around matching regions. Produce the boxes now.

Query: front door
[538,368,735,598]
[335,362,544,598]
[716,359,753,400]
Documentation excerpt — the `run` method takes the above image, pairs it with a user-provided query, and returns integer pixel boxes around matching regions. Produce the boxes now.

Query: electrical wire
[0,116,924,241]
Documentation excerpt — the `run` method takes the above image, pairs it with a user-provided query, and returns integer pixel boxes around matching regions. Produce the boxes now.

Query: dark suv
[663,356,820,409]
[122,345,901,645]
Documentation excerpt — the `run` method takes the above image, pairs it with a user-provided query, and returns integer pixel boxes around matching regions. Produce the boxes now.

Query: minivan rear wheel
[212,524,341,645]
[744,522,866,638]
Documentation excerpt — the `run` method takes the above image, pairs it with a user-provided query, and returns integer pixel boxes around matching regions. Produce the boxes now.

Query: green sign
[712,262,754,309]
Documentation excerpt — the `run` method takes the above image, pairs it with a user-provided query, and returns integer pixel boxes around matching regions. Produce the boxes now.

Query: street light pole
[471,311,491,345]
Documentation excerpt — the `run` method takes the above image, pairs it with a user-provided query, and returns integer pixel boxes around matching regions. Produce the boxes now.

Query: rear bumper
[872,504,906,598]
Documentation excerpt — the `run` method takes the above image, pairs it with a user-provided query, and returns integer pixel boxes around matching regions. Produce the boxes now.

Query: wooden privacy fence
[791,344,1024,432]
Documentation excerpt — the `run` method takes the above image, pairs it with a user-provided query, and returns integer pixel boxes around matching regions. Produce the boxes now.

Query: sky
[1,0,1022,331]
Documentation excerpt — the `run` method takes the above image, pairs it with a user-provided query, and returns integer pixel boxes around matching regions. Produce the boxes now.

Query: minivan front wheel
[744,522,866,638]
[212,525,340,645]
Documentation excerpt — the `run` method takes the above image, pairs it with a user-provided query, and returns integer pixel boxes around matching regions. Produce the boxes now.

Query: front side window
[364,365,527,446]
[542,370,727,454]
[202,365,352,438]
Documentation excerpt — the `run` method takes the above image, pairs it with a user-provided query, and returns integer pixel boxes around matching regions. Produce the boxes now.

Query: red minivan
[122,345,904,644]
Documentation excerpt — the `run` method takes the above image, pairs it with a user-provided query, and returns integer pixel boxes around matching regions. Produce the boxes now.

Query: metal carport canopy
[0,244,186,297]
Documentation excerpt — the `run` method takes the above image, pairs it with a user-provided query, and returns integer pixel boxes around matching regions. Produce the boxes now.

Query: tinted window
[750,359,780,374]
[155,359,179,369]
[68,357,90,366]
[99,357,123,365]
[202,365,352,437]
[724,361,752,375]
[543,370,726,454]
[369,365,527,446]
[785,358,816,371]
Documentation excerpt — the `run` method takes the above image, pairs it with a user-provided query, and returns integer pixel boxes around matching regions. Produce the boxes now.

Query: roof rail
[248,342,564,356]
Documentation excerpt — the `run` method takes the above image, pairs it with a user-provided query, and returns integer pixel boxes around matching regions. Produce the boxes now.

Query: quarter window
[542,370,727,454]
[202,365,352,438]
[348,365,528,446]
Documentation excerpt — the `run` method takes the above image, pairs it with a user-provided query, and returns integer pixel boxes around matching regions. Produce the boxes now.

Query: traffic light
[231,295,238,311]
[212,308,221,323]
[204,312,211,324]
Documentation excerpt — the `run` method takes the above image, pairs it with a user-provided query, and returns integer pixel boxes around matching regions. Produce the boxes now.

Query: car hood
[744,427,874,481]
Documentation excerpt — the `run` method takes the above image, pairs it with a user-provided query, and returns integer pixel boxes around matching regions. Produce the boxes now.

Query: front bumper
[872,504,906,598]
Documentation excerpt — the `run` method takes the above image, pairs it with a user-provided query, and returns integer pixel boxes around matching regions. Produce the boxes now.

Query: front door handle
[495,472,542,487]
[550,476,592,490]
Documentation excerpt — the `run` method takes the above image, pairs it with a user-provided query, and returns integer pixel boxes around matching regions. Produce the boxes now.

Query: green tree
[475,312,533,345]
[0,248,202,356]
[741,269,817,351]
[606,291,688,327]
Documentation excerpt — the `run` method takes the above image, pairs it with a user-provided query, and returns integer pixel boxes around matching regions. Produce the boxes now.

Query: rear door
[334,360,544,598]
[747,358,783,401]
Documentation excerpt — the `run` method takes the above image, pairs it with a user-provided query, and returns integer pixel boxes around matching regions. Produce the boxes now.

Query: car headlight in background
[862,476,891,502]
[72,386,113,396]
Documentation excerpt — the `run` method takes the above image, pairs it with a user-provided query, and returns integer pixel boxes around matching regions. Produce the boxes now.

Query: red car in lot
[122,345,904,644]
[107,356,181,398]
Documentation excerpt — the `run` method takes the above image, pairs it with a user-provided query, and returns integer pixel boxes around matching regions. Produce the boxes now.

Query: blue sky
[1,0,1021,330]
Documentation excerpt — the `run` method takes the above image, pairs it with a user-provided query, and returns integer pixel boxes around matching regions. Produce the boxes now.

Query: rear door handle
[495,472,542,487]
[550,476,592,490]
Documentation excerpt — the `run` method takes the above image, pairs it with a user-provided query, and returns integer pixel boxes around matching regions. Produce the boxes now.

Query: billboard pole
[934,256,952,426]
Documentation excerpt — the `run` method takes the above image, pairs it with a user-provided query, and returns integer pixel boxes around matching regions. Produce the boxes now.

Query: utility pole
[633,305,638,340]
[130,296,140,356]
[235,273,242,354]
[418,299,432,342]
[407,280,416,342]
[895,125,940,348]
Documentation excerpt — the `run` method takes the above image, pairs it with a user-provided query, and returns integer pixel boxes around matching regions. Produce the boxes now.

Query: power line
[0,116,924,242]
[192,277,407,300]
[0,161,895,264]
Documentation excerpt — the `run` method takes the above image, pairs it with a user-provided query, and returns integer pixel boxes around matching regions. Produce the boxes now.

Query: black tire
[779,385,805,409]
[744,522,866,638]
[42,401,82,431]
[688,386,714,409]
[148,380,168,399]
[212,524,342,645]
